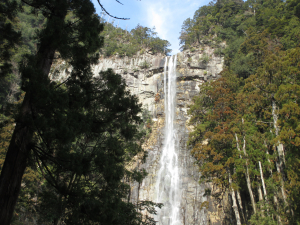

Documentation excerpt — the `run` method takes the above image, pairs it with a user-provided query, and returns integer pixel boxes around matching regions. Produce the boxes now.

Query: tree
[31,69,156,224]
[186,0,300,223]
[0,0,148,224]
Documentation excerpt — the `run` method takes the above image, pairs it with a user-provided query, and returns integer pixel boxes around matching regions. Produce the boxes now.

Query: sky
[91,0,211,55]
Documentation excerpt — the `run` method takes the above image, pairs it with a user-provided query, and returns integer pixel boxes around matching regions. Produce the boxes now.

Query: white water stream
[156,55,181,225]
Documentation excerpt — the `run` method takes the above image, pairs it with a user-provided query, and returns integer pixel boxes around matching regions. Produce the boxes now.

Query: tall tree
[0,0,104,223]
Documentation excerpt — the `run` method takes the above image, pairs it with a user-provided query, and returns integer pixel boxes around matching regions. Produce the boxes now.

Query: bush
[139,61,150,69]
[214,47,224,56]
[199,53,210,64]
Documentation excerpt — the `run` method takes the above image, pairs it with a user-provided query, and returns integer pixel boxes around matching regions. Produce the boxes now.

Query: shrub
[199,53,210,64]
[139,61,150,69]
[214,48,224,56]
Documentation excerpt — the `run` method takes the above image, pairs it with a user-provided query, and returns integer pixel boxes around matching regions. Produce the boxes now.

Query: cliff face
[54,45,229,224]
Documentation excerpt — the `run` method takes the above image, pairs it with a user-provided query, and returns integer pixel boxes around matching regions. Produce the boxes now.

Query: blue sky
[92,0,211,54]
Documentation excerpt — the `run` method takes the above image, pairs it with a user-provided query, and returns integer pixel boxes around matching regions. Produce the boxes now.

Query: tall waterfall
[156,55,181,225]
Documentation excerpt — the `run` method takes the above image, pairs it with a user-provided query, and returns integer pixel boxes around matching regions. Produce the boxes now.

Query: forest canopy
[186,0,300,224]
[100,21,172,57]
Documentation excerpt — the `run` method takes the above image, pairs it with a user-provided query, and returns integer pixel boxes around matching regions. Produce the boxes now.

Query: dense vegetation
[186,0,300,224]
[100,21,171,57]
[0,0,161,224]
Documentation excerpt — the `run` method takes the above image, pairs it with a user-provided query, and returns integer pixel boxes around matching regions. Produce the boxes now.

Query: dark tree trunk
[0,94,33,224]
[0,43,55,224]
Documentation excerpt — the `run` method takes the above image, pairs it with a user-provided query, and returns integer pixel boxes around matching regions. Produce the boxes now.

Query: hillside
[184,0,300,224]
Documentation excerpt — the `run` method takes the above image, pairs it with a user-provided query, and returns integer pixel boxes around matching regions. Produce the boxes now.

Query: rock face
[92,52,166,116]
[56,45,231,224]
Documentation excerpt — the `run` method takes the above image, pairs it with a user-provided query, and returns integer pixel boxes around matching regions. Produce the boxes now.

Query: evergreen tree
[0,0,161,224]
[187,0,300,223]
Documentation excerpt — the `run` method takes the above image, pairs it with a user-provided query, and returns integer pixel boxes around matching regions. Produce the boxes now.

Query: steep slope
[85,44,226,224]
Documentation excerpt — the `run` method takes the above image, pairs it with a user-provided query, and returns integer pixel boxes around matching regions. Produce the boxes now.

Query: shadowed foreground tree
[0,0,161,224]
[31,69,158,224]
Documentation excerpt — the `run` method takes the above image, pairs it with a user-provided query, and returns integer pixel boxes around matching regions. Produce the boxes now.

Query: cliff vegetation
[187,0,300,224]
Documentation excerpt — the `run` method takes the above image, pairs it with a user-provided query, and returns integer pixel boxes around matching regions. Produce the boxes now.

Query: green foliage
[187,1,300,223]
[214,47,224,56]
[0,0,21,79]
[101,23,171,57]
[179,0,300,78]
[0,0,22,107]
[199,53,210,64]
[31,69,155,224]
[17,4,46,54]
[0,1,161,224]
[140,60,150,69]
[140,107,153,138]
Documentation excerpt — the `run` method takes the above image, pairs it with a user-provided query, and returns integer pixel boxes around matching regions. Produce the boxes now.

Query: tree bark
[0,41,55,225]
[266,148,281,224]
[229,171,241,225]
[271,100,287,205]
[272,100,286,166]
[258,161,268,202]
[0,95,33,224]
[234,168,246,223]
[242,135,257,214]
[257,185,265,218]
[258,186,263,202]
[236,189,246,224]
[235,130,257,214]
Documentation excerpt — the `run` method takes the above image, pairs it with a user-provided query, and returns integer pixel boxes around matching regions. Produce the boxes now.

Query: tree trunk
[0,41,55,224]
[258,186,263,202]
[271,100,288,206]
[235,130,257,214]
[0,96,33,224]
[258,161,268,202]
[243,136,257,214]
[234,168,246,223]
[266,148,281,224]
[272,100,286,166]
[229,172,241,225]
[236,189,246,224]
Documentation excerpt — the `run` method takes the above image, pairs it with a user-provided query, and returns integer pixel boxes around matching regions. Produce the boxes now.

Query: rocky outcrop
[53,45,231,224]
[92,52,166,116]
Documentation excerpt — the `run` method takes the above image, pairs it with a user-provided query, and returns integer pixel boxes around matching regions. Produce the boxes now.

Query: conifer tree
[0,0,158,224]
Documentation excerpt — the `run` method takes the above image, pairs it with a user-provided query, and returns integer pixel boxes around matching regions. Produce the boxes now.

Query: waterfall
[156,54,181,225]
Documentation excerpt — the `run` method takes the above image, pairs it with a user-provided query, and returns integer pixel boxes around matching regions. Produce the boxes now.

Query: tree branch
[97,0,129,20]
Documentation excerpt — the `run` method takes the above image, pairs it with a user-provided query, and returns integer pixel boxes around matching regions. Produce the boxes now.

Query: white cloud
[146,6,168,40]
[140,0,210,54]
[93,0,211,54]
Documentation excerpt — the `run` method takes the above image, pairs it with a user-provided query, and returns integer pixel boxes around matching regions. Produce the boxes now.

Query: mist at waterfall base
[155,55,181,225]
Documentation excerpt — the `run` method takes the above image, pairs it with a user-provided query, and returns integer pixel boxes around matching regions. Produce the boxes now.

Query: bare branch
[97,0,129,20]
